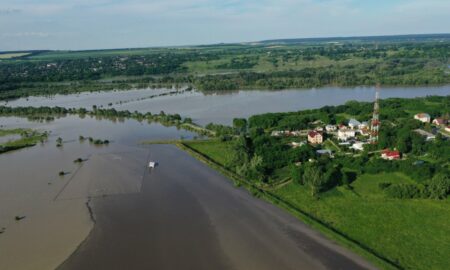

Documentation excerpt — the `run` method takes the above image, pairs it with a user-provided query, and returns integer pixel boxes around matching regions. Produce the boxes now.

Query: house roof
[382,149,400,157]
[433,118,446,124]
[415,113,430,118]
[348,119,361,126]
[308,131,322,138]
[316,149,332,155]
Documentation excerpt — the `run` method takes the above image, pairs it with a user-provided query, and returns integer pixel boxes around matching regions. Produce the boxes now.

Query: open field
[185,140,235,167]
[0,53,31,59]
[1,34,449,100]
[183,139,450,270]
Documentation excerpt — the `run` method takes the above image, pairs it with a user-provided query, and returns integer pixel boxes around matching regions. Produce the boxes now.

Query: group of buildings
[271,112,449,162]
[414,113,449,129]
[306,118,370,148]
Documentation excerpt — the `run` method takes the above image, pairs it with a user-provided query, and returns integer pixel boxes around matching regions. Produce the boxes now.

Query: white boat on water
[148,161,156,168]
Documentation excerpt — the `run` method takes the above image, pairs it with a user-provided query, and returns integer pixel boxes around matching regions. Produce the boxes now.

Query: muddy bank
[58,144,376,270]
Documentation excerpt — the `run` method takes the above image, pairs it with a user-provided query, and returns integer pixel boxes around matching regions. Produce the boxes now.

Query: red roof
[382,149,400,157]
[308,131,322,138]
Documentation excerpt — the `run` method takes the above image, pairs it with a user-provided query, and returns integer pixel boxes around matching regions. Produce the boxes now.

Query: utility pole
[370,84,380,144]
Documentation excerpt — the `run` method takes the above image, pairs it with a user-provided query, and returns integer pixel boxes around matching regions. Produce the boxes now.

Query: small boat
[148,161,156,168]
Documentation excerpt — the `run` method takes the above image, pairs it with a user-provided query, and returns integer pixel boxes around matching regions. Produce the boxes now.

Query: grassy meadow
[184,140,450,270]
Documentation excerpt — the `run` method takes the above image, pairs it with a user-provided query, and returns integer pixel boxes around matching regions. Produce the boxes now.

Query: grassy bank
[0,128,47,154]
[180,140,450,270]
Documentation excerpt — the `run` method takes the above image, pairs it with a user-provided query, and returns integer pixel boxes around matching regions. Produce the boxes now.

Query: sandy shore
[58,144,377,270]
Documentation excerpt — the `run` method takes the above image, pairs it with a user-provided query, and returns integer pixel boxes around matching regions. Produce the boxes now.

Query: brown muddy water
[58,144,376,270]
[0,115,377,270]
[0,116,197,270]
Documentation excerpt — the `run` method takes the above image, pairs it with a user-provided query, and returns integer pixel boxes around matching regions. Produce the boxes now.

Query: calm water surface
[0,115,198,270]
[4,86,450,125]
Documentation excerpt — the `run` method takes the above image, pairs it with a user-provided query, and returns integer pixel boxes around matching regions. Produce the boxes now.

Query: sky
[0,0,449,51]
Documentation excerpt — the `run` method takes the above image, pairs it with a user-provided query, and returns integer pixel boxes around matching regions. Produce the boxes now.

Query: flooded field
[0,114,377,270]
[4,86,450,125]
[58,144,376,270]
[1,86,449,269]
[0,116,197,270]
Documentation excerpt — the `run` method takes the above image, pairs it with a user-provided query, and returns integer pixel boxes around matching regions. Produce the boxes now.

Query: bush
[378,182,392,190]
[385,184,421,199]
[426,174,450,199]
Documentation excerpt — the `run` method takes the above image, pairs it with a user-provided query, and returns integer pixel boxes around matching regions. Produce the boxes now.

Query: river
[3,85,450,125]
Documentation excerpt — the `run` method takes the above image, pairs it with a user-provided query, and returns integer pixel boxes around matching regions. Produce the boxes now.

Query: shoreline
[57,144,377,270]
[176,141,398,270]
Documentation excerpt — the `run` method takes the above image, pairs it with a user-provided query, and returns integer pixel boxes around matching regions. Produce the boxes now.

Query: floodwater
[4,85,450,125]
[58,145,376,270]
[0,115,377,270]
[2,86,447,269]
[0,116,197,270]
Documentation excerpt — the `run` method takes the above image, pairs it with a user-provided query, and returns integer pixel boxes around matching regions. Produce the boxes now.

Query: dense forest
[0,38,449,100]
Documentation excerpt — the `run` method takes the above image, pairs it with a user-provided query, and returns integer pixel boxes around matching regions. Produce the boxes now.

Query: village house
[348,119,361,129]
[308,131,323,144]
[358,121,369,130]
[290,141,306,148]
[316,149,333,157]
[271,130,306,137]
[381,149,401,160]
[350,141,365,151]
[271,130,284,137]
[446,126,450,133]
[432,118,447,126]
[414,113,431,123]
[337,129,356,141]
[325,124,337,132]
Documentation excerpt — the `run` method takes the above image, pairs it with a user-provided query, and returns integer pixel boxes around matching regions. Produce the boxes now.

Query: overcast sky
[0,0,449,51]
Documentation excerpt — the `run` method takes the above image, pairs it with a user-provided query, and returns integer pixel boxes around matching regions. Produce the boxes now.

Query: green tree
[427,174,450,199]
[303,164,325,197]
[232,135,252,166]
[233,118,248,134]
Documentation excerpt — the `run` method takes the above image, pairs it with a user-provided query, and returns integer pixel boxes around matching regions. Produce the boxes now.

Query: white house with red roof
[381,149,401,160]
[308,131,323,144]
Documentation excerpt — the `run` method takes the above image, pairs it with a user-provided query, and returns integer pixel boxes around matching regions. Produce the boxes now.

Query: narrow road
[58,144,376,270]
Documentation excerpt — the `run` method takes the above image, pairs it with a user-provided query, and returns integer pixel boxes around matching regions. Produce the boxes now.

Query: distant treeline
[0,41,449,99]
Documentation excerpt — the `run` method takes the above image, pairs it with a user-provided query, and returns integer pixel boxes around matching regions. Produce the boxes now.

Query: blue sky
[0,0,449,51]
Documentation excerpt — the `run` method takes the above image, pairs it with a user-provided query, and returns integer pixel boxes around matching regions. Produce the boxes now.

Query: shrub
[385,184,421,199]
[426,174,450,199]
[378,182,392,190]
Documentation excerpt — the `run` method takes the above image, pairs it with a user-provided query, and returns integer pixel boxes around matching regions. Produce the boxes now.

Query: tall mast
[370,84,380,144]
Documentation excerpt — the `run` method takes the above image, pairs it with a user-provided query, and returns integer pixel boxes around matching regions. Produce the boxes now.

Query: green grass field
[0,128,47,154]
[184,139,450,270]
[0,52,30,59]
[184,140,235,168]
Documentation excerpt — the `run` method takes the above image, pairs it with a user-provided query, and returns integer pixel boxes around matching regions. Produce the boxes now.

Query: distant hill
[255,33,450,45]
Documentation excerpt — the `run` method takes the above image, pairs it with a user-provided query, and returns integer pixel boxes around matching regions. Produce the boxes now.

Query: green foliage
[302,163,332,197]
[1,40,449,99]
[385,183,422,199]
[426,174,450,199]
[232,118,247,134]
[0,128,48,154]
